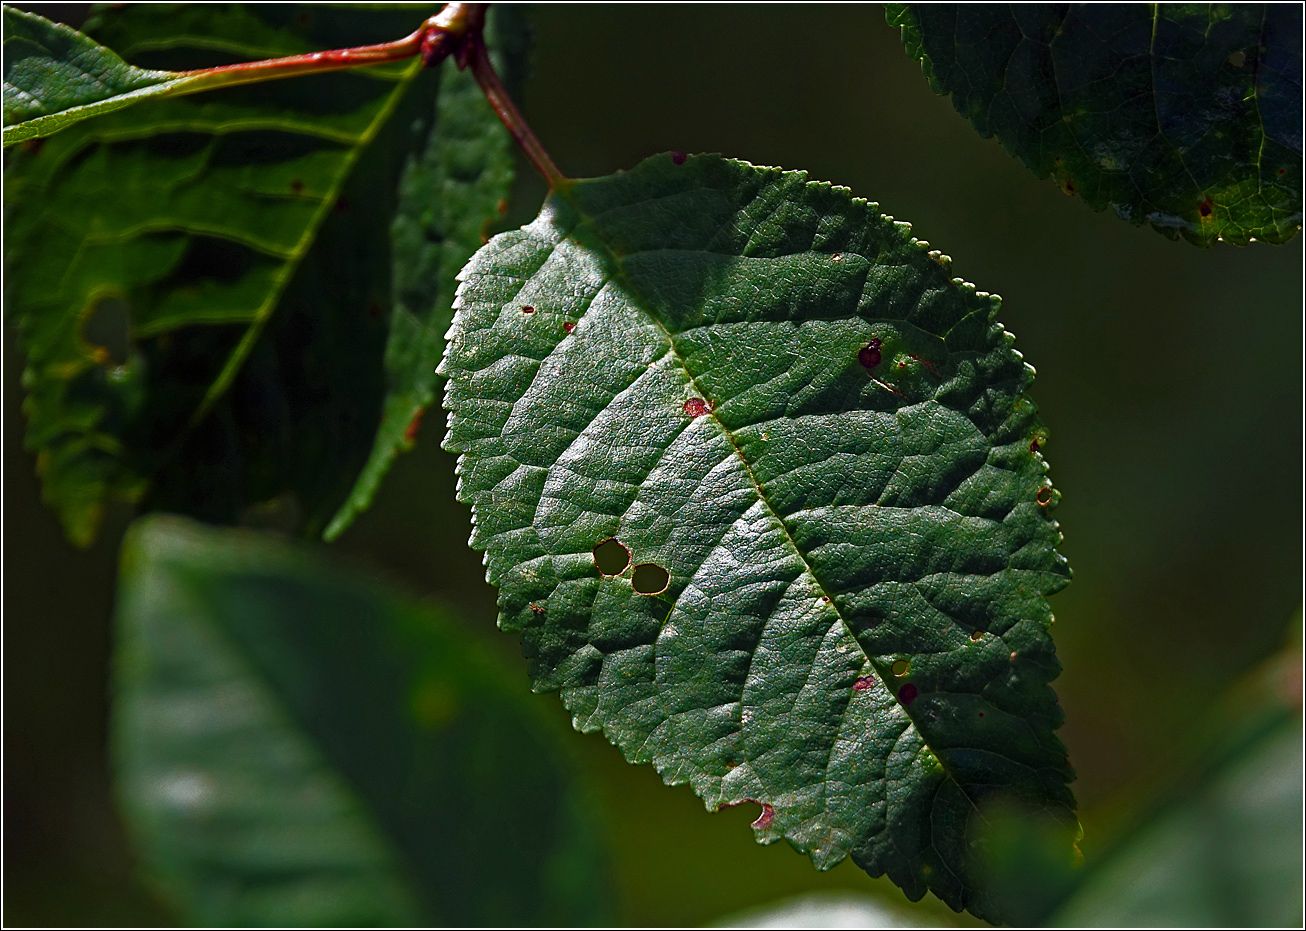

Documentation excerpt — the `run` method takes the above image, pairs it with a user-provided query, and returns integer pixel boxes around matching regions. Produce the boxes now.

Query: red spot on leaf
[671,151,686,165]
[405,408,425,443]
[853,676,874,691]
[521,305,534,313]
[563,321,575,334]
[529,603,545,616]
[683,397,712,417]
[752,803,775,829]
[858,338,882,371]
[1029,436,1041,452]
[1278,167,1287,175]
[897,683,918,704]
[1199,197,1214,218]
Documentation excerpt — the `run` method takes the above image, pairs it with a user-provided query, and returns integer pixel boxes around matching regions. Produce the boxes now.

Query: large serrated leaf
[441,152,1075,919]
[887,3,1304,246]
[114,515,615,927]
[4,4,516,545]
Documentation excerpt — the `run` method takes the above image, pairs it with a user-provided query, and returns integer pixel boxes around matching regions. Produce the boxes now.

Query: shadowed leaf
[887,3,1304,246]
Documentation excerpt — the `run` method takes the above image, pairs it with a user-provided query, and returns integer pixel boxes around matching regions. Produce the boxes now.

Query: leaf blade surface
[441,153,1075,917]
[887,3,1304,245]
[114,515,615,927]
[2,6,190,146]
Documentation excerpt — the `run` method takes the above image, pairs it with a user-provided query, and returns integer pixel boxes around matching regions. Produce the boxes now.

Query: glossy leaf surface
[442,153,1075,918]
[887,3,1304,246]
[114,515,614,927]
[2,6,188,146]
[4,5,512,545]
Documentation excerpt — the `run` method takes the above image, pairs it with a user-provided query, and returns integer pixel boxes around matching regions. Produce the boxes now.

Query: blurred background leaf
[886,4,1304,246]
[113,514,614,927]
[1050,637,1303,927]
[4,4,1302,927]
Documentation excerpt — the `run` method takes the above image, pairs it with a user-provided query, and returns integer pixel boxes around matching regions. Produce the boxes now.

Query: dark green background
[5,4,1302,926]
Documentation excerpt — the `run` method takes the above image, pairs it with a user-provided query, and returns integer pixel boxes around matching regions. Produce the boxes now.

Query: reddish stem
[465,32,567,188]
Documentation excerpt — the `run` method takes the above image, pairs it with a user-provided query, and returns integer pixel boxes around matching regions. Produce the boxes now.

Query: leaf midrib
[554,179,981,819]
[191,57,424,426]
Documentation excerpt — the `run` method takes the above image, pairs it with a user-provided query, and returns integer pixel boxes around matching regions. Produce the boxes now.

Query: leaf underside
[114,515,614,926]
[4,4,515,545]
[441,153,1075,918]
[324,8,526,540]
[887,3,1304,246]
[2,5,189,146]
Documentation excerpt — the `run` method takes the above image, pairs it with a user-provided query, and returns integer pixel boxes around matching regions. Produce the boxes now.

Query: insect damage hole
[631,563,670,595]
[593,538,631,576]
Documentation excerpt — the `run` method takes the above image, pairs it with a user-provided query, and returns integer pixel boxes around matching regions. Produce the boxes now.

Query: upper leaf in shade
[323,7,528,540]
[114,515,615,927]
[2,6,191,146]
[3,4,512,545]
[441,153,1075,920]
[887,3,1303,246]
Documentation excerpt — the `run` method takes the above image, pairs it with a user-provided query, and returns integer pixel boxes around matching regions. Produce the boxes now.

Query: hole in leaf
[1036,486,1054,507]
[81,298,131,365]
[892,659,910,677]
[593,538,630,576]
[969,630,985,642]
[631,563,670,595]
[522,305,534,313]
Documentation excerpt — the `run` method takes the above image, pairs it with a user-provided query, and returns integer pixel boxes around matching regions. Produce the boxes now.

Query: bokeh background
[5,4,1302,926]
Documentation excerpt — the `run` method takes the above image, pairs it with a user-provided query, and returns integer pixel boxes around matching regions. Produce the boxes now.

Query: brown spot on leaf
[521,305,534,313]
[290,179,304,194]
[1199,197,1214,218]
[404,408,425,443]
[752,803,775,829]
[529,603,545,616]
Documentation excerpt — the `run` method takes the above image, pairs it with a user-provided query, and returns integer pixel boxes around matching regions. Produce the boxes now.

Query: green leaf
[1051,647,1303,927]
[886,3,1304,246]
[441,152,1075,919]
[114,514,615,927]
[323,7,527,541]
[2,6,190,147]
[4,5,513,545]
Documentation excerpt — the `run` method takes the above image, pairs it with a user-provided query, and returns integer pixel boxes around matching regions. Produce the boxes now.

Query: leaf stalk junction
[175,2,566,188]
